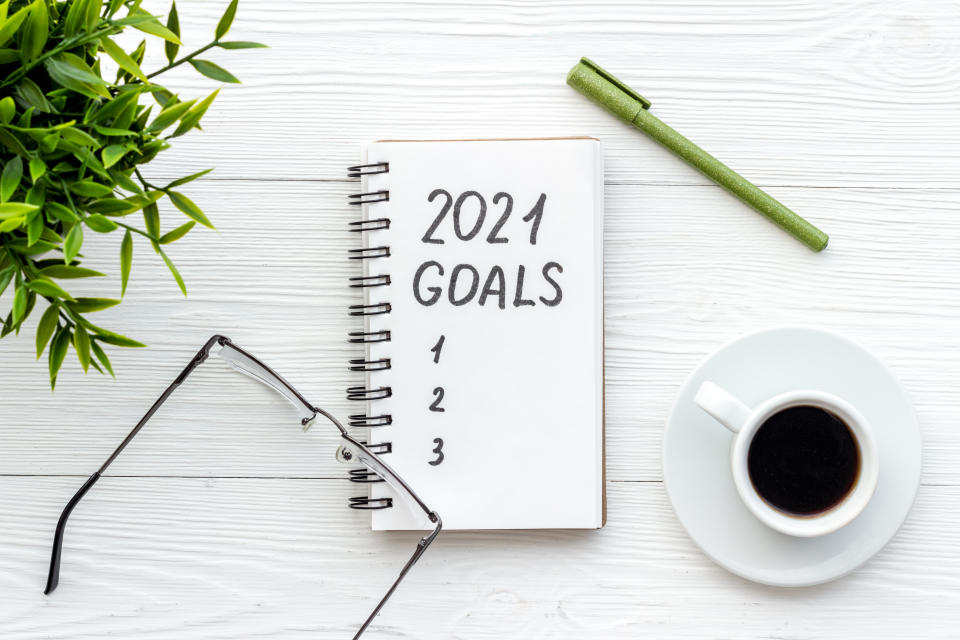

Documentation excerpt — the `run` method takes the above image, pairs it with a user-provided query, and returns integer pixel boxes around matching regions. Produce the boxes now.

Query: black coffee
[747,405,859,515]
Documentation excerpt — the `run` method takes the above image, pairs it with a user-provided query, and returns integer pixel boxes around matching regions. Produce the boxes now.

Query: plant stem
[133,168,162,192]
[58,176,156,242]
[146,42,218,79]
[114,219,156,242]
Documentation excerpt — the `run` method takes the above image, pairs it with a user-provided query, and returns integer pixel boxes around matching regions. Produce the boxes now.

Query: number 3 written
[429,438,444,466]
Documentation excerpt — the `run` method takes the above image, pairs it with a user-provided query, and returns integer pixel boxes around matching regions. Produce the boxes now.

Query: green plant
[0,0,264,388]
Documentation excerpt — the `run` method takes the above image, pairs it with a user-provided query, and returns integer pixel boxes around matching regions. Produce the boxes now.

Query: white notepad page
[358,138,604,530]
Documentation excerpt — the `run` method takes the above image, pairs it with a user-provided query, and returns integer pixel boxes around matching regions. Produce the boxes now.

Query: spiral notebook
[348,138,604,530]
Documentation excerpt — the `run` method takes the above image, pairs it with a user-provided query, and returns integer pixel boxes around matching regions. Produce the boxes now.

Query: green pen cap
[567,57,651,124]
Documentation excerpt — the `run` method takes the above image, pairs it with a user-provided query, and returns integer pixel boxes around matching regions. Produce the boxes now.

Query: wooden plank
[1,180,957,483]
[1,477,956,639]
[125,0,960,187]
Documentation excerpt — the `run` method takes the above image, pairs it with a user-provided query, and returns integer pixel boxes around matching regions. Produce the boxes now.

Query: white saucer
[663,326,922,587]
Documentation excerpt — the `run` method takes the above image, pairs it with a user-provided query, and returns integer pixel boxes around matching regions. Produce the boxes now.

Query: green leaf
[6,238,56,254]
[26,208,42,245]
[82,0,101,31]
[110,13,160,29]
[64,0,97,37]
[134,104,154,131]
[73,324,91,372]
[39,226,63,244]
[90,339,115,377]
[89,87,141,124]
[49,325,70,388]
[92,328,145,348]
[149,86,176,108]
[20,289,36,333]
[0,128,28,156]
[188,59,240,84]
[106,0,125,18]
[39,265,105,279]
[20,0,48,63]
[46,201,79,223]
[12,283,26,323]
[24,181,44,206]
[0,4,29,48]
[126,190,163,209]
[128,8,182,44]
[44,55,111,100]
[165,1,179,63]
[64,223,83,263]
[168,190,214,229]
[0,201,37,218]
[25,278,75,300]
[68,297,121,313]
[143,201,160,238]
[86,197,138,215]
[72,146,110,180]
[148,99,195,132]
[159,220,195,244]
[64,0,88,37]
[216,0,239,40]
[1,156,22,201]
[0,215,24,232]
[101,143,128,169]
[0,268,13,298]
[100,36,149,83]
[60,126,99,147]
[120,229,132,296]
[35,302,59,357]
[165,168,213,189]
[172,89,218,137]
[158,248,187,295]
[109,169,142,194]
[13,77,54,113]
[0,96,14,123]
[94,125,135,137]
[28,156,45,181]
[217,41,268,49]
[70,181,113,197]
[85,213,119,232]
[40,132,58,153]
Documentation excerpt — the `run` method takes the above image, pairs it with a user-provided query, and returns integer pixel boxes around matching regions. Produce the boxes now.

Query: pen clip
[579,57,651,110]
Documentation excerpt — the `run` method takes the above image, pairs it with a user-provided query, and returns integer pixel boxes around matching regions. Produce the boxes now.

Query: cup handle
[694,381,753,433]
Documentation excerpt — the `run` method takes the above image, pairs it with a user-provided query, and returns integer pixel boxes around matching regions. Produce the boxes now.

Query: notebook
[348,138,604,530]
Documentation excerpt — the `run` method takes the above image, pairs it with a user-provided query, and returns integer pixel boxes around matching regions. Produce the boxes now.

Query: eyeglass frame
[43,334,442,640]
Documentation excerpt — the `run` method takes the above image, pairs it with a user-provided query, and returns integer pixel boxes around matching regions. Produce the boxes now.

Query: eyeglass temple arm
[44,334,321,595]
[353,514,443,640]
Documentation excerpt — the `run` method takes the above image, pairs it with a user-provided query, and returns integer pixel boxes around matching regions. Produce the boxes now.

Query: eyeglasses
[43,334,442,639]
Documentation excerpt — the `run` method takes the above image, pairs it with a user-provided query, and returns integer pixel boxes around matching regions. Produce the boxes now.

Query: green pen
[567,57,829,252]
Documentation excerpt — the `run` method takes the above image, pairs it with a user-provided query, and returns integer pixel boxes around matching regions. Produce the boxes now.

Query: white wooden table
[2,1,959,637]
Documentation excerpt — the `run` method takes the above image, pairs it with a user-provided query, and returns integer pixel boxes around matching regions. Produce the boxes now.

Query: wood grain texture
[2,0,959,638]
[1,478,958,640]
[135,0,960,187]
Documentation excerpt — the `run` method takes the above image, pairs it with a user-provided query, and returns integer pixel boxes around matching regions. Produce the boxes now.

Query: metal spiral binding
[349,275,391,288]
[347,162,394,505]
[348,302,391,316]
[348,496,393,510]
[349,413,392,427]
[349,358,391,372]
[348,162,389,178]
[348,330,391,343]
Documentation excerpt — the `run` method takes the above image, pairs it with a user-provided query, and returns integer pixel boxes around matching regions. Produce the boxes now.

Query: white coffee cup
[694,382,879,537]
